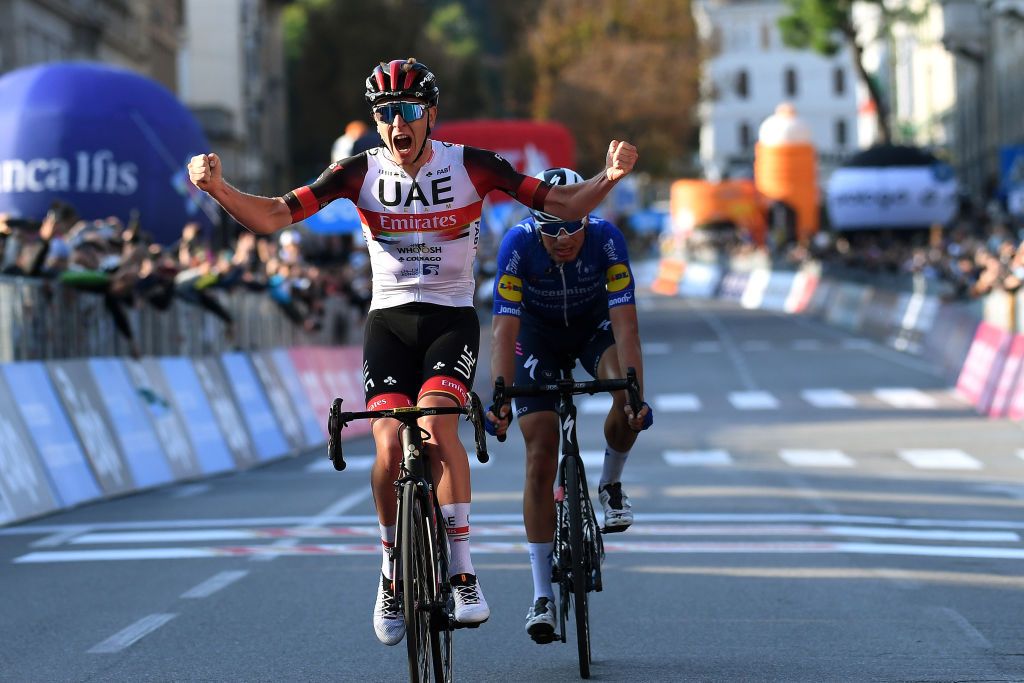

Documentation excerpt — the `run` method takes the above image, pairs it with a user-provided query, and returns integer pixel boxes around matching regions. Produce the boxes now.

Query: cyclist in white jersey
[187,57,638,646]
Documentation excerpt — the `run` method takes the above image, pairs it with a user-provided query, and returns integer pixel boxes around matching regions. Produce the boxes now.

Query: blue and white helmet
[530,167,586,229]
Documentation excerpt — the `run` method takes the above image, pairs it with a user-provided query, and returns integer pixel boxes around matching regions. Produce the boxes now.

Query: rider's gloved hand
[485,403,512,437]
[627,401,653,431]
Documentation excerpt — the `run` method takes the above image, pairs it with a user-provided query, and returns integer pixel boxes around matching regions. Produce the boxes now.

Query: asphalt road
[3,295,1024,682]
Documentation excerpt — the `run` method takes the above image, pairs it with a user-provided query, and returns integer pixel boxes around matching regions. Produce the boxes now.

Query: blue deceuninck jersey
[491,216,636,325]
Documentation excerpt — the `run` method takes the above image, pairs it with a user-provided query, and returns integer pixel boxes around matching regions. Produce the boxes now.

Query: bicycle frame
[327,393,489,683]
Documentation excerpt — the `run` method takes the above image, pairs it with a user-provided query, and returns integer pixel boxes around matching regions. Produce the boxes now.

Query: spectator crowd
[0,201,371,357]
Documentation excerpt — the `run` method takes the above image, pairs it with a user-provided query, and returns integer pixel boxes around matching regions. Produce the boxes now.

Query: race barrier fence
[646,255,1024,420]
[0,345,369,527]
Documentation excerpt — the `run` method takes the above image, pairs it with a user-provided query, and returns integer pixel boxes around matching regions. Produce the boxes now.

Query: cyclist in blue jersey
[485,168,653,643]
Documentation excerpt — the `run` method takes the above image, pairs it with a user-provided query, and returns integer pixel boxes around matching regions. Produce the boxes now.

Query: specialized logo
[524,354,539,380]
[497,274,523,302]
[606,263,632,292]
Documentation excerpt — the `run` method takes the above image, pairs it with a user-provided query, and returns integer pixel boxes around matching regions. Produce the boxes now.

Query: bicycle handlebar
[327,392,490,471]
[491,367,642,443]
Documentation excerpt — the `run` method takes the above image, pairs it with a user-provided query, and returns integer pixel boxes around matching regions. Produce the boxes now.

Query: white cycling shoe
[599,482,634,532]
[373,573,405,646]
[525,597,557,644]
[450,573,490,624]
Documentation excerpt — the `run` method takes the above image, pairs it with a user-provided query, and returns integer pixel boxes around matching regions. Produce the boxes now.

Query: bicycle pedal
[601,524,630,534]
[530,632,557,645]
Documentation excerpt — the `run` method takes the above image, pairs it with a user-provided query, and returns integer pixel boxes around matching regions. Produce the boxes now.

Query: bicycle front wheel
[401,484,435,683]
[564,457,592,679]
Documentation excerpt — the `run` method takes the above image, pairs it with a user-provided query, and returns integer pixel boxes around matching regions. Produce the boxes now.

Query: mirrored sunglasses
[372,101,428,123]
[537,219,586,238]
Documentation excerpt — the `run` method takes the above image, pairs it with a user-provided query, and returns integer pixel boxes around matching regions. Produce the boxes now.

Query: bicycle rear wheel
[429,499,453,683]
[564,457,592,679]
[401,484,435,683]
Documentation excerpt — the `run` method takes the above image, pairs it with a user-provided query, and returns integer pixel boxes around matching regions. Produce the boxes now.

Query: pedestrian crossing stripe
[897,449,982,470]
[660,449,1004,472]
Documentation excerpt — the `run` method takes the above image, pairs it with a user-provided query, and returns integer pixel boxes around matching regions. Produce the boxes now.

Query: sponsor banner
[289,347,333,440]
[824,283,870,331]
[0,367,60,521]
[921,304,981,379]
[125,359,204,480]
[739,269,770,310]
[783,270,819,313]
[87,358,175,489]
[270,348,324,447]
[859,290,901,340]
[826,164,958,230]
[316,346,371,438]
[718,271,750,301]
[193,357,259,468]
[48,360,134,495]
[677,261,721,299]
[158,357,236,475]
[1,362,102,507]
[757,271,796,312]
[251,351,307,450]
[990,335,1024,418]
[955,322,1012,413]
[221,352,289,461]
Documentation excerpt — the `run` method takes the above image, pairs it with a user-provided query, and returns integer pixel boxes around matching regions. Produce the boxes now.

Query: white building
[178,0,289,194]
[695,0,861,183]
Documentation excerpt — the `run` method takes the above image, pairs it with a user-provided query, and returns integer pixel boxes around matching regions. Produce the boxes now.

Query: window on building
[835,119,848,148]
[833,67,846,96]
[739,122,753,151]
[736,69,749,99]
[784,67,798,97]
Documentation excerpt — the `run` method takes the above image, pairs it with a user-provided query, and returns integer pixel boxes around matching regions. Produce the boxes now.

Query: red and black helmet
[364,58,439,106]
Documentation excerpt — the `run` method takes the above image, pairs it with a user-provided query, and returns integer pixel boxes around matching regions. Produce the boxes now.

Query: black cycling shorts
[363,302,480,410]
[513,311,615,417]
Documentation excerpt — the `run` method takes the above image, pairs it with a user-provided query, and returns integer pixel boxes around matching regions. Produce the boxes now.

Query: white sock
[441,503,474,577]
[600,446,630,487]
[380,523,396,579]
[528,542,555,602]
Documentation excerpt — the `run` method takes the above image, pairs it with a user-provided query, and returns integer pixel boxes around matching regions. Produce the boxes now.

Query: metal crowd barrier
[0,276,359,361]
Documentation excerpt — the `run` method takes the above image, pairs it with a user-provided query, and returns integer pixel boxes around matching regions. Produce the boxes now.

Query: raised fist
[605,140,638,182]
[187,153,223,192]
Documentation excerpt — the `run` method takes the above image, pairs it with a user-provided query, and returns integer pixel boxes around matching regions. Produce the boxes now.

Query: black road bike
[492,367,641,679]
[327,393,490,683]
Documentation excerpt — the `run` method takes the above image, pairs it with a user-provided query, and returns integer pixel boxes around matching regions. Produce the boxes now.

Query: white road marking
[692,341,722,353]
[171,484,211,498]
[791,339,823,351]
[840,338,874,350]
[899,449,982,470]
[740,340,771,352]
[654,394,701,412]
[31,527,92,548]
[779,449,855,468]
[87,614,177,653]
[12,512,1024,535]
[180,570,249,599]
[728,391,779,410]
[580,396,613,414]
[801,389,858,409]
[643,342,671,355]
[663,450,733,466]
[931,607,992,649]
[874,388,938,409]
[23,541,1024,563]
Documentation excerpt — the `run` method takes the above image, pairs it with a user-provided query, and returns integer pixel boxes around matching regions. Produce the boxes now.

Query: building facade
[694,0,861,184]
[178,0,290,194]
[0,0,183,92]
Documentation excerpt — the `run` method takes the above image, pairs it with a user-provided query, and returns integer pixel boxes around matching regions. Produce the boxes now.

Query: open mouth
[393,134,413,154]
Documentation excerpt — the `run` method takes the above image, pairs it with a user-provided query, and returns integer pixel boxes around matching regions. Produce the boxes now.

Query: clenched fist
[188,153,223,193]
[605,140,638,182]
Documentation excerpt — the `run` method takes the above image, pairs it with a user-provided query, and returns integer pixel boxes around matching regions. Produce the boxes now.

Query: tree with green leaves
[778,0,924,146]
